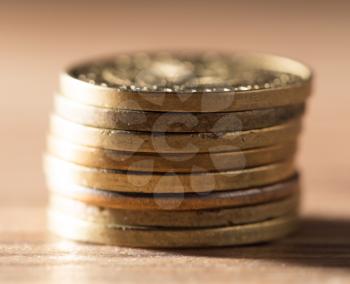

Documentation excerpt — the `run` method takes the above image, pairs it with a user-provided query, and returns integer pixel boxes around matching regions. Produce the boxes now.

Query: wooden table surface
[1,1,349,283]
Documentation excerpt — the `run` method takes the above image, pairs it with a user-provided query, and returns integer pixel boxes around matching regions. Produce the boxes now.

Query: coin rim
[49,115,302,153]
[44,155,295,193]
[54,94,306,133]
[47,135,298,173]
[47,173,299,210]
[49,211,299,248]
[49,193,299,228]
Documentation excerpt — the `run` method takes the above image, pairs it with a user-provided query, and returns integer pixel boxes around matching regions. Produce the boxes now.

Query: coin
[49,193,299,228]
[54,94,305,133]
[44,155,295,193]
[47,174,299,210]
[47,136,297,173]
[49,115,302,153]
[61,51,312,113]
[48,211,298,248]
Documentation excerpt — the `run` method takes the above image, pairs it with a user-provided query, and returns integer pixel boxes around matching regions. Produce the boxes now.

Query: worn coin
[61,51,312,112]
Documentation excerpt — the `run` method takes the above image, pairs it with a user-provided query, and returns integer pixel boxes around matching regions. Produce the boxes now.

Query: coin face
[71,52,305,93]
[62,52,312,112]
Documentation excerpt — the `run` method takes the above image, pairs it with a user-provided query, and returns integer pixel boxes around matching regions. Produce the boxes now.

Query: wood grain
[1,0,350,283]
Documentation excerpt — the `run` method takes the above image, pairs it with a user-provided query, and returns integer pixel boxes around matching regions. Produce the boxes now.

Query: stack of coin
[44,51,312,248]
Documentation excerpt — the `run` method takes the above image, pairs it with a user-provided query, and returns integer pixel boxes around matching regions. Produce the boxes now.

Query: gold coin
[49,115,302,153]
[61,51,312,113]
[49,193,299,228]
[54,94,305,133]
[48,211,298,248]
[47,136,297,173]
[47,174,299,210]
[44,155,295,193]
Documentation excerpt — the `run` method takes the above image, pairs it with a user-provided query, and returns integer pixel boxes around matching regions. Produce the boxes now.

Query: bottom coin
[47,174,299,210]
[49,194,299,228]
[48,212,298,248]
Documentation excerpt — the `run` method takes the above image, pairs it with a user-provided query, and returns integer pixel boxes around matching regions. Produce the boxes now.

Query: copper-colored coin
[44,155,295,193]
[54,94,305,133]
[49,193,299,228]
[48,211,299,248]
[61,51,312,113]
[47,136,297,173]
[49,115,302,153]
[47,174,299,210]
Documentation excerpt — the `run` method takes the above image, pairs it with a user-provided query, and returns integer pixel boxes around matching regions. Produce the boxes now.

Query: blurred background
[1,0,349,218]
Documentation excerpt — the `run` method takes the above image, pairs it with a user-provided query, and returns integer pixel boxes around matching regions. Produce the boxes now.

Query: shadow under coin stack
[44,52,312,248]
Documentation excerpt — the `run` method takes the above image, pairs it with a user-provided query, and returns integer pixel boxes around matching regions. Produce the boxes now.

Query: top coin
[61,51,312,112]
